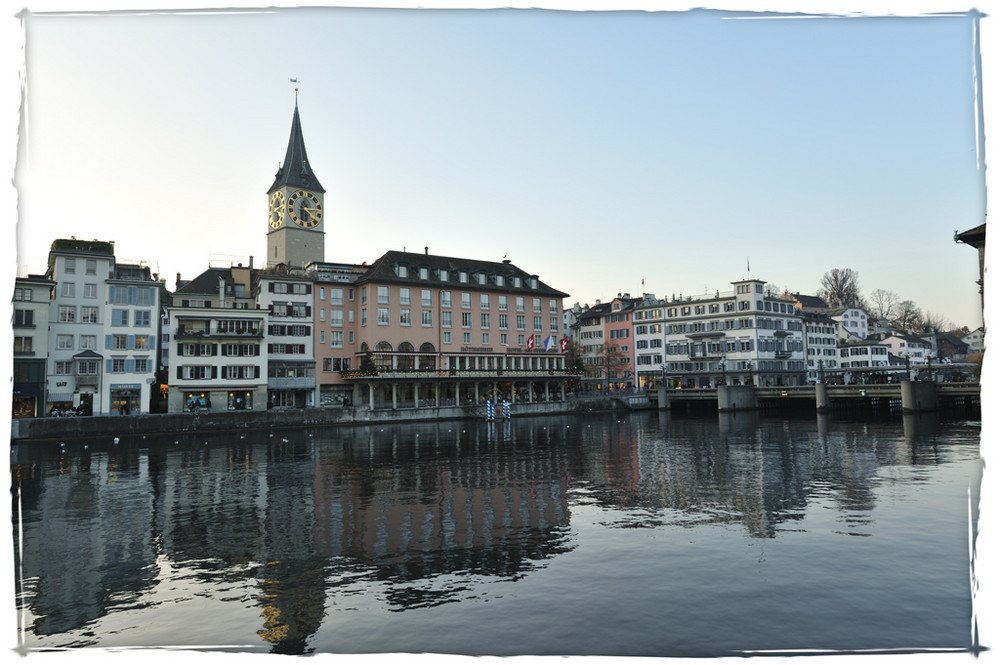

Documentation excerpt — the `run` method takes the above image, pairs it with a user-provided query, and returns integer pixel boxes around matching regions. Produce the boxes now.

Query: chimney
[425,246,429,255]
[249,255,254,270]
[176,272,182,290]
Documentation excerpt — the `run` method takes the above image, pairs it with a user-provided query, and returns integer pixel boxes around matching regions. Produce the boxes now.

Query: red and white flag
[526,335,535,351]
[560,336,569,353]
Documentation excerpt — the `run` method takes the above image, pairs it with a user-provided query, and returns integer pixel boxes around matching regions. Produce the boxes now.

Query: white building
[802,311,839,383]
[827,307,869,340]
[873,332,933,365]
[168,264,268,412]
[962,327,985,355]
[13,274,55,418]
[257,268,318,409]
[44,239,161,415]
[633,279,807,388]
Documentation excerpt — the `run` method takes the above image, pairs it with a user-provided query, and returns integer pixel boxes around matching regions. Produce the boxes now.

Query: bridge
[647,382,980,415]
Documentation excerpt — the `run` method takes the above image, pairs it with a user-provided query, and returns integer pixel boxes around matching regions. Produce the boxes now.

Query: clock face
[268,191,285,229]
[287,190,323,228]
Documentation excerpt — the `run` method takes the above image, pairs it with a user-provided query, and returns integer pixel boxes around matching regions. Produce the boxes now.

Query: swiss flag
[560,336,569,353]
[526,335,535,351]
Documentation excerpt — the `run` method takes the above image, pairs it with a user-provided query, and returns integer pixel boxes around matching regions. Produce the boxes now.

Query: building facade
[13,275,55,417]
[634,279,807,388]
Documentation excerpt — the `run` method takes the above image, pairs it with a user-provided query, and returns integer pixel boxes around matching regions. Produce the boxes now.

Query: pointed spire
[268,99,324,194]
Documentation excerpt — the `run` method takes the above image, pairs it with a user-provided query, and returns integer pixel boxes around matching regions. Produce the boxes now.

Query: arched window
[374,341,393,370]
[397,342,415,371]
[419,342,436,371]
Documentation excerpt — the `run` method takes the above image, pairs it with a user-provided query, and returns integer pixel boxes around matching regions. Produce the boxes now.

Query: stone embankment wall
[11,398,621,443]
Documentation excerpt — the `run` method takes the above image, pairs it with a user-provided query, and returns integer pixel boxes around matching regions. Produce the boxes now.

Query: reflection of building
[13,274,55,418]
[17,450,157,635]
[311,424,573,608]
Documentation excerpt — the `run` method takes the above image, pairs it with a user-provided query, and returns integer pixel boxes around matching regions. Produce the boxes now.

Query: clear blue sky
[9,2,990,329]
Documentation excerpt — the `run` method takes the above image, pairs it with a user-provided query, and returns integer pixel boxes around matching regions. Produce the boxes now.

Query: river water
[10,411,983,657]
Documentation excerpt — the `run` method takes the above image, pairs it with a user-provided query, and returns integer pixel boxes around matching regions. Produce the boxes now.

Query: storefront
[110,384,142,415]
[227,390,253,410]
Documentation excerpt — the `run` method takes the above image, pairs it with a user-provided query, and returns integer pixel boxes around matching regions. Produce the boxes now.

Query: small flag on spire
[290,78,298,83]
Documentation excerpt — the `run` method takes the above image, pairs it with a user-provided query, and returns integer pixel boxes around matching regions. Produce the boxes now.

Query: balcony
[75,374,99,386]
[340,368,583,381]
[175,328,263,339]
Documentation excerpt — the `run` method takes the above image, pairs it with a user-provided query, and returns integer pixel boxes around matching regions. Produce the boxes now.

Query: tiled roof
[174,267,259,296]
[267,102,324,194]
[355,250,570,298]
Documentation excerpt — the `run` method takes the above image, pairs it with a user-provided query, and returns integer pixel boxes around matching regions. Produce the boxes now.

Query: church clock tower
[267,97,325,268]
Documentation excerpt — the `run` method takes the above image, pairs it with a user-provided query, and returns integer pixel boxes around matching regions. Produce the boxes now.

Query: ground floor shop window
[227,391,252,411]
[185,392,210,412]
[111,388,141,415]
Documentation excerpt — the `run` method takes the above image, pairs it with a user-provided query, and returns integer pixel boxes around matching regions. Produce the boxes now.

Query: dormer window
[476,273,487,285]
[512,276,522,288]
[458,271,468,283]
[495,275,504,287]
[395,265,408,278]
[419,267,429,280]
[439,269,449,282]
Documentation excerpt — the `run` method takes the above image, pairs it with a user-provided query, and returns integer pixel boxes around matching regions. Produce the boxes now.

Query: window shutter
[105,335,113,349]
[269,282,274,293]
[268,344,273,353]
[106,359,113,372]
[125,359,135,373]
[254,366,260,379]
[108,286,116,303]
[128,287,138,304]
[149,336,156,348]
[305,306,311,316]
[305,284,312,294]
[211,366,218,379]
[127,335,135,350]
[177,366,182,380]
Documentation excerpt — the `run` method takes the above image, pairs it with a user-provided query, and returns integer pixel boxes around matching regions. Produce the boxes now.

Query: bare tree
[890,299,924,334]
[818,268,865,309]
[922,311,951,334]
[868,288,900,321]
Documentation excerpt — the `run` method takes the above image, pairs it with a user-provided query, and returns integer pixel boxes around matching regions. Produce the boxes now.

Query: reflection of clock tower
[266,97,325,268]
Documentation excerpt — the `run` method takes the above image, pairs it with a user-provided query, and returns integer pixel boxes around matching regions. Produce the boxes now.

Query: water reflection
[11,412,980,654]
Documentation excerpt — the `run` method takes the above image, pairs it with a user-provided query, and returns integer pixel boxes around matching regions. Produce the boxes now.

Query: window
[422,310,433,326]
[533,316,542,332]
[112,335,128,350]
[58,306,76,323]
[481,313,490,329]
[499,314,508,330]
[421,289,432,307]
[77,360,98,375]
[441,291,452,308]
[400,309,412,325]
[439,269,449,282]
[135,358,150,373]
[377,286,390,304]
[330,309,343,327]
[13,288,32,301]
[80,335,96,350]
[13,310,34,327]
[550,317,559,332]
[331,288,344,305]
[64,258,76,274]
[330,331,344,348]
[533,298,541,313]
[13,336,32,353]
[482,333,490,344]
[55,361,73,375]
[516,315,525,330]
[81,306,98,323]
[419,267,429,280]
[134,335,150,350]
[481,293,490,309]
[377,307,390,325]
[399,287,411,305]
[443,331,452,344]
[85,259,97,275]
[516,296,525,312]
[112,309,128,326]
[396,265,408,278]
[458,271,468,283]
[136,288,153,306]
[461,292,472,309]
[135,310,151,327]
[463,332,471,344]
[442,311,453,328]
[461,312,472,328]
[84,283,97,299]
[498,295,508,311]
[110,358,127,373]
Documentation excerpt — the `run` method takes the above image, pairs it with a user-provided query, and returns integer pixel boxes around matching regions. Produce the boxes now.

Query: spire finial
[290,77,299,104]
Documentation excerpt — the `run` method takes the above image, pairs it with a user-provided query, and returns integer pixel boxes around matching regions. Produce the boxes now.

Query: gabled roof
[355,249,569,298]
[791,293,829,310]
[173,267,260,296]
[268,101,324,194]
